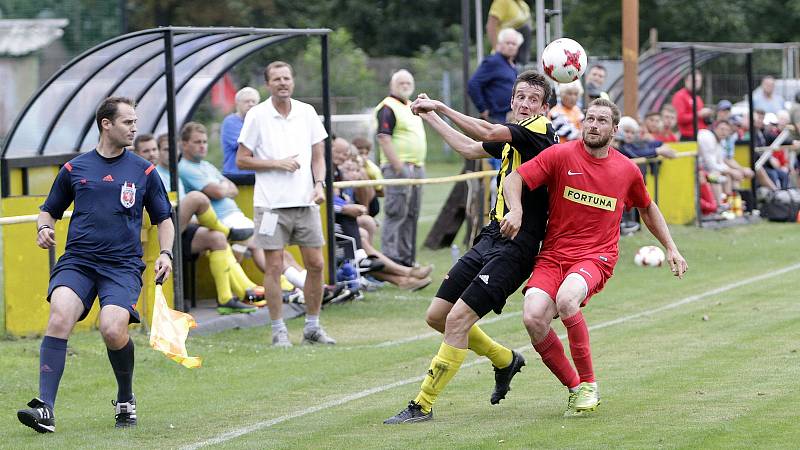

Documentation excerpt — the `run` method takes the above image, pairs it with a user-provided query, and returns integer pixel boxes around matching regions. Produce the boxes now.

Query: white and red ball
[541,38,588,84]
[634,245,666,267]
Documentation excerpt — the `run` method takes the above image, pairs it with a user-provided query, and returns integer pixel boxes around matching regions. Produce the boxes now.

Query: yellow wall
[646,142,699,225]
[1,196,173,336]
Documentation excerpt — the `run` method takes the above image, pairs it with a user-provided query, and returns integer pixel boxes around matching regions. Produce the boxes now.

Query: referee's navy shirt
[41,149,172,268]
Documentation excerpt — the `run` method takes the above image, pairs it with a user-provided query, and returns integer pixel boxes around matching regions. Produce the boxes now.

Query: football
[634,245,666,267]
[541,38,588,84]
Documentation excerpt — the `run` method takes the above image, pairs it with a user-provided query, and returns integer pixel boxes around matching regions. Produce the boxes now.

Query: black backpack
[762,189,800,222]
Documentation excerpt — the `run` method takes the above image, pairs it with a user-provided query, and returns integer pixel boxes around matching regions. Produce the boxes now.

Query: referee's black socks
[107,338,135,403]
[39,335,68,409]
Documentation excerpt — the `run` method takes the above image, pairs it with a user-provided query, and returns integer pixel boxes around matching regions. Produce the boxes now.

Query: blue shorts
[48,255,143,324]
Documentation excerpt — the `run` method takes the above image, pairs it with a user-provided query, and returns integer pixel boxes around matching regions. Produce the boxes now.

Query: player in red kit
[501,98,688,416]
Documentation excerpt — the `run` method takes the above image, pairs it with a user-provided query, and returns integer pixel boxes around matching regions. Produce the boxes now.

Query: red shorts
[525,252,615,306]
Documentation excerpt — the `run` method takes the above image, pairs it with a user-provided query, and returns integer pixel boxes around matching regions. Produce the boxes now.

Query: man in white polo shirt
[236,60,335,347]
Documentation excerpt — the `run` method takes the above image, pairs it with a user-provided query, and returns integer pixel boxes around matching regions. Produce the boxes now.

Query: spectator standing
[375,70,427,267]
[236,61,335,347]
[671,70,714,140]
[752,76,786,114]
[486,0,532,65]
[468,28,522,124]
[221,87,260,176]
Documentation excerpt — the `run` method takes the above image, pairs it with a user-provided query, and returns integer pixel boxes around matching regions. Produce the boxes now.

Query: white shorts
[221,211,255,230]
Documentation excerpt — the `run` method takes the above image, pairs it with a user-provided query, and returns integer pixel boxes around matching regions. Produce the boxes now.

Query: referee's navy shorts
[48,254,144,324]
[435,221,541,317]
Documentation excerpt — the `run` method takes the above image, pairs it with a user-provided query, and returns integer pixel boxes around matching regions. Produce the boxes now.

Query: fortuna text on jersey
[563,186,616,211]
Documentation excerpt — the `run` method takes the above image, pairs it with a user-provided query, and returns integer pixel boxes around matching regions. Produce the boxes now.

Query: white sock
[271,319,287,334]
[305,314,319,330]
[284,267,306,289]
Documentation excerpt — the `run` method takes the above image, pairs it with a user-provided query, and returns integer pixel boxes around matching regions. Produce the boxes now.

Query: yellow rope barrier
[0,152,697,225]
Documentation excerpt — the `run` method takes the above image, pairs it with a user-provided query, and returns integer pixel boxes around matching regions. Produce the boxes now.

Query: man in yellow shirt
[487,0,532,65]
[375,70,428,268]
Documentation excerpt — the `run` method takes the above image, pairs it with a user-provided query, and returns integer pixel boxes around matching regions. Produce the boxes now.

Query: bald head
[390,70,415,100]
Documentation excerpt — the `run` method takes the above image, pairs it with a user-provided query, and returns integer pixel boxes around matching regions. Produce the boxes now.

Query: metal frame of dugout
[0,27,335,313]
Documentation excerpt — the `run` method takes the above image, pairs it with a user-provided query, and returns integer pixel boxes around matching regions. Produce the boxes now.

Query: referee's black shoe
[227,227,254,242]
[113,395,137,428]
[491,350,526,405]
[17,398,55,433]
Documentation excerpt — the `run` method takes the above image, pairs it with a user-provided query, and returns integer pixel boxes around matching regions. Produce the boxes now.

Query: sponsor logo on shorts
[579,267,593,278]
[563,186,617,211]
[598,255,608,262]
[479,274,490,284]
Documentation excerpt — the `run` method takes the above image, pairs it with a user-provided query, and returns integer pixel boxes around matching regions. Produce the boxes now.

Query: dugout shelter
[0,27,334,335]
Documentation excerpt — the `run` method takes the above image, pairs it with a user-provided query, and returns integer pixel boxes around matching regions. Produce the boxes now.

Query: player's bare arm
[637,202,688,278]
[310,140,326,204]
[499,171,525,239]
[36,211,57,249]
[377,134,404,174]
[418,111,491,160]
[236,143,301,172]
[411,94,511,142]
[154,217,175,282]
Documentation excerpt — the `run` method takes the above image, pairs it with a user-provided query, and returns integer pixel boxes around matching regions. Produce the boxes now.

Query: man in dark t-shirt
[17,97,174,433]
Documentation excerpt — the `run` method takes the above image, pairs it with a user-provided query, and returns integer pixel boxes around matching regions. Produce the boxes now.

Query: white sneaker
[272,329,292,348]
[302,327,336,345]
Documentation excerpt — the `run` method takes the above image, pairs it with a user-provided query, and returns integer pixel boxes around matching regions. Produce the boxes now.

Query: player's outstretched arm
[35,211,57,249]
[499,172,525,239]
[638,202,688,278]
[412,95,511,143]
[155,218,175,282]
[419,111,491,160]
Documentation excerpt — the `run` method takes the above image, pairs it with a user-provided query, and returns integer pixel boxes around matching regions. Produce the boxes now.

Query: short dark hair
[588,98,621,125]
[156,133,169,149]
[644,111,661,120]
[264,61,293,83]
[351,136,372,151]
[180,122,207,142]
[95,96,135,133]
[590,64,606,73]
[512,70,552,106]
[133,133,155,152]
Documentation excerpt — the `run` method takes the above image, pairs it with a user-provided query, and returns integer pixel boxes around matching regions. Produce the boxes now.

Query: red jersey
[671,87,706,139]
[651,131,678,143]
[516,139,652,265]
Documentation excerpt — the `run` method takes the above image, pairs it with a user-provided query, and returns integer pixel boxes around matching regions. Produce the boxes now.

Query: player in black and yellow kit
[384,71,555,423]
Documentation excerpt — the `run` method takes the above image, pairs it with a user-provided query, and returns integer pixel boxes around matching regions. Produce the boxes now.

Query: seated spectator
[655,104,679,142]
[616,116,678,160]
[352,136,384,201]
[135,134,263,315]
[697,121,751,204]
[752,76,786,114]
[176,122,267,273]
[221,87,260,176]
[548,81,583,142]
[332,138,432,291]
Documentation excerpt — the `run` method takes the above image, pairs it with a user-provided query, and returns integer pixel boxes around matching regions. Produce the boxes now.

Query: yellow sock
[414,342,467,413]
[208,249,233,303]
[225,247,256,291]
[280,274,295,291]
[468,325,513,369]
[197,207,229,236]
[229,268,245,298]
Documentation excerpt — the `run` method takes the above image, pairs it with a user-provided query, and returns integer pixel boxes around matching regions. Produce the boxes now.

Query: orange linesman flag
[149,284,202,369]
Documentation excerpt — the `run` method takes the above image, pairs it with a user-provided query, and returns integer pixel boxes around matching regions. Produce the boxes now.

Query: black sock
[39,336,68,409]
[107,339,134,403]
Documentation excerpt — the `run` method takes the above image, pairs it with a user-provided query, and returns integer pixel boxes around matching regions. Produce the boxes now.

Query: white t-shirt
[697,129,727,173]
[238,97,328,208]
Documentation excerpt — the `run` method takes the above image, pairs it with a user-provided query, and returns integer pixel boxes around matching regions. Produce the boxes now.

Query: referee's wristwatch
[159,249,173,261]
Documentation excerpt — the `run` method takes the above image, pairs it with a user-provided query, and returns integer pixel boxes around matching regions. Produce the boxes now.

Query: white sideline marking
[183,263,800,449]
[372,312,520,348]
